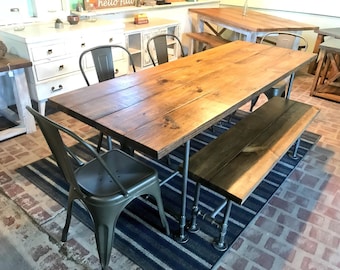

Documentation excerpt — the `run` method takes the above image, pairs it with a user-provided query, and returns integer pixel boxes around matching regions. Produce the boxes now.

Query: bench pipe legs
[189,181,232,251]
[213,200,232,251]
[289,137,301,160]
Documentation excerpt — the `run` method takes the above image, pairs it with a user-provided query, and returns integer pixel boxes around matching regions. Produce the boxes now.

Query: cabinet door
[67,31,125,55]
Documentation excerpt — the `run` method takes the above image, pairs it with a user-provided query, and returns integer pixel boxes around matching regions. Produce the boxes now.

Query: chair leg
[150,184,170,236]
[251,84,285,112]
[264,85,286,99]
[87,205,121,270]
[250,96,259,112]
[107,135,113,150]
[61,194,75,242]
[97,132,104,153]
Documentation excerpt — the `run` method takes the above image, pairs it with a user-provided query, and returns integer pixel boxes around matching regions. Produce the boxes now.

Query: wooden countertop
[0,53,32,72]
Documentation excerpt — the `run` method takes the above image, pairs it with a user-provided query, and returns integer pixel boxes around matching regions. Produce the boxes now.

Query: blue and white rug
[17,111,320,269]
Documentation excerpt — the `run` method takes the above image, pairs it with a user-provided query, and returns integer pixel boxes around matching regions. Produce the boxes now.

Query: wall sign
[84,0,135,10]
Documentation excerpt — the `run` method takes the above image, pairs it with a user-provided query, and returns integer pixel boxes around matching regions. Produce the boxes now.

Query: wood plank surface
[186,32,229,47]
[189,7,318,33]
[0,54,32,72]
[49,40,317,159]
[187,97,320,204]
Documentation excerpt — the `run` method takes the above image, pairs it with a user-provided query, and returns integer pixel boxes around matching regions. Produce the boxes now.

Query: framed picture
[31,0,69,18]
[83,0,135,10]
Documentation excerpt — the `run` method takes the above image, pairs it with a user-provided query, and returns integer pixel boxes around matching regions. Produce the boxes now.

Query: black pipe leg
[213,200,232,251]
[289,137,301,160]
[188,183,201,232]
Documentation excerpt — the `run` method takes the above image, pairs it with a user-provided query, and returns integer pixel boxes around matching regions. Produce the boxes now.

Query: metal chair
[146,34,185,66]
[26,105,170,270]
[79,45,136,152]
[250,31,308,111]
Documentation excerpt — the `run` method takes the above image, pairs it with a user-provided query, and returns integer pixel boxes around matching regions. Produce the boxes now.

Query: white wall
[221,0,340,53]
[225,0,339,17]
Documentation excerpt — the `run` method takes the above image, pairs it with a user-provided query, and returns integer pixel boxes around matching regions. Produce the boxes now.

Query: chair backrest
[146,34,186,66]
[79,44,136,86]
[26,106,128,196]
[260,31,308,51]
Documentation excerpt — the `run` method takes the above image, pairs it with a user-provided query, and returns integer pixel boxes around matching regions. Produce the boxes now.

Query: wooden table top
[315,27,340,39]
[49,40,316,159]
[320,38,340,51]
[189,7,318,33]
[0,53,32,73]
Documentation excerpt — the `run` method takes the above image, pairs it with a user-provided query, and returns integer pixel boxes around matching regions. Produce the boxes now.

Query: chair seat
[76,149,157,197]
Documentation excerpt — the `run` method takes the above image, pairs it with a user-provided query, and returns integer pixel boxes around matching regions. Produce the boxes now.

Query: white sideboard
[0,18,179,115]
[0,20,126,115]
[125,19,180,69]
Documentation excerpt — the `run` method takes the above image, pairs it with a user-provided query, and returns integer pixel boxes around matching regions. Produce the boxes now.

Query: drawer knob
[51,85,63,92]
[59,65,64,71]
[81,43,85,48]
[47,49,53,55]
[109,38,113,43]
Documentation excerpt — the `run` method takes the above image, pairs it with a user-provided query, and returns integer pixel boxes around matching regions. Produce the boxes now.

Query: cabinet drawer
[31,73,87,101]
[34,57,79,81]
[68,32,125,54]
[31,42,66,61]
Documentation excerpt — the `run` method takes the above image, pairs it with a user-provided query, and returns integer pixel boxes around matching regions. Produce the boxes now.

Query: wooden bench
[186,32,229,55]
[184,97,319,250]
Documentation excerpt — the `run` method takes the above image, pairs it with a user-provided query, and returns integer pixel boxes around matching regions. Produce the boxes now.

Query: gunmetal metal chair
[250,31,308,111]
[26,106,169,270]
[79,45,136,152]
[146,34,186,66]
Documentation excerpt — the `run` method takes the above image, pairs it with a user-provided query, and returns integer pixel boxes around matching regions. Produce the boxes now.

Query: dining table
[189,7,318,48]
[48,40,316,242]
[0,53,36,141]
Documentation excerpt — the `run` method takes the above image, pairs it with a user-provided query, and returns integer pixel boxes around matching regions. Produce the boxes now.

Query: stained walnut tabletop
[189,7,318,33]
[49,40,316,159]
[189,7,318,43]
[0,53,32,72]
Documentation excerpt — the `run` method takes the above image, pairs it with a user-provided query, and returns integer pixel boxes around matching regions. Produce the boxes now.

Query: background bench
[186,32,229,54]
[184,97,319,250]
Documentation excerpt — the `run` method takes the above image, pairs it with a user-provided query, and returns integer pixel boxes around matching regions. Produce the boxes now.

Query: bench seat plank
[186,32,229,48]
[187,97,319,204]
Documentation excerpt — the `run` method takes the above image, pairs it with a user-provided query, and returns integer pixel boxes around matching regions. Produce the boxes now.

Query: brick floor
[0,68,339,269]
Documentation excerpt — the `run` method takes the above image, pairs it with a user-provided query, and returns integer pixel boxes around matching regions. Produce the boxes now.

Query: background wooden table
[0,53,35,141]
[308,27,340,74]
[189,7,318,46]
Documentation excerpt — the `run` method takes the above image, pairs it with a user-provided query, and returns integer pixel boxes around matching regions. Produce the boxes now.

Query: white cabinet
[125,19,180,70]
[0,18,179,115]
[0,20,125,115]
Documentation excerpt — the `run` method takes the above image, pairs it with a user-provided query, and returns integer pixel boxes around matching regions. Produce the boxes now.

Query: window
[0,0,69,26]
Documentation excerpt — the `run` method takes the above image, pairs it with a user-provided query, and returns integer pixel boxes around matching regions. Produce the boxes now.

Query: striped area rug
[17,111,320,269]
